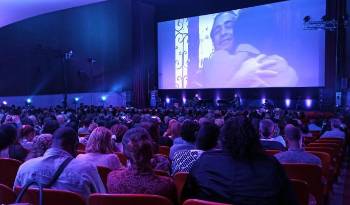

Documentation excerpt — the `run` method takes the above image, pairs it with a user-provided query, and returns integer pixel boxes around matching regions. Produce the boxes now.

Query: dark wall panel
[0,0,132,96]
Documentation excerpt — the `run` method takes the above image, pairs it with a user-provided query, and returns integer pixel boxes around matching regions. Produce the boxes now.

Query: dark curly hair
[220,116,264,160]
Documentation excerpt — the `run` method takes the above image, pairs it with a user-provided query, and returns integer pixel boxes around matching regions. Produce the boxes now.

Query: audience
[171,122,219,175]
[25,134,53,160]
[182,117,297,205]
[14,127,105,199]
[19,124,35,150]
[259,119,286,151]
[320,118,345,139]
[107,127,177,202]
[169,119,199,159]
[274,124,321,166]
[0,124,28,161]
[77,127,122,170]
[110,124,128,152]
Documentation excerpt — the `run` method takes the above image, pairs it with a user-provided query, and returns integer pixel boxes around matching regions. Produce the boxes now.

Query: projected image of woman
[199,11,298,88]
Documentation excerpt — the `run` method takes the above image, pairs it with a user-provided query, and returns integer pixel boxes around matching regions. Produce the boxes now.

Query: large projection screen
[158,0,326,89]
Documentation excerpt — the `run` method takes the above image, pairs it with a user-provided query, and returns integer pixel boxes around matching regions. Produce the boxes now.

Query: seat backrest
[174,172,188,202]
[307,143,340,151]
[115,152,128,166]
[14,187,85,205]
[183,199,231,205]
[282,163,323,205]
[0,158,22,187]
[304,147,336,160]
[158,146,170,157]
[290,179,309,205]
[154,170,170,177]
[97,166,112,189]
[0,184,16,204]
[306,151,331,179]
[89,193,172,205]
[265,150,281,156]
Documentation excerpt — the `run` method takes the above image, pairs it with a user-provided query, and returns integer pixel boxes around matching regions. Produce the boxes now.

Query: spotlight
[74,97,80,102]
[166,97,170,104]
[101,96,107,101]
[305,99,312,108]
[261,98,266,104]
[285,99,291,108]
[304,16,311,23]
[182,97,186,104]
[26,98,32,104]
[2,101,7,105]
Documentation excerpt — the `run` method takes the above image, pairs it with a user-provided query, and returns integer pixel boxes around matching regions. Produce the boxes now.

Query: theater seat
[265,150,281,156]
[159,146,170,157]
[0,158,22,187]
[97,166,112,189]
[290,179,309,205]
[89,193,172,205]
[14,187,85,205]
[183,199,231,205]
[282,163,323,205]
[155,170,170,177]
[174,172,188,203]
[0,184,16,204]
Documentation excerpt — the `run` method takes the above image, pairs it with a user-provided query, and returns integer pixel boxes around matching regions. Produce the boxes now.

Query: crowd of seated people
[0,104,348,204]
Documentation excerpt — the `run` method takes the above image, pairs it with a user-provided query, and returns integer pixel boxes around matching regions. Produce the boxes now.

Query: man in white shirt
[321,118,345,139]
[14,127,105,199]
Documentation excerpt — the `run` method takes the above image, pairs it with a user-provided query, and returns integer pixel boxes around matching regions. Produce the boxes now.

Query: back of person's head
[20,125,35,140]
[220,117,264,160]
[181,119,199,143]
[122,127,153,171]
[110,124,128,143]
[56,114,65,125]
[139,121,160,143]
[86,127,113,154]
[169,121,182,137]
[28,134,53,159]
[259,119,274,139]
[284,124,302,147]
[0,124,17,150]
[52,127,78,156]
[330,118,341,129]
[42,119,59,134]
[196,122,219,151]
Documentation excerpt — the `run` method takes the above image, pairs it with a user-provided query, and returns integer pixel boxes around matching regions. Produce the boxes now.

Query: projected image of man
[200,11,298,88]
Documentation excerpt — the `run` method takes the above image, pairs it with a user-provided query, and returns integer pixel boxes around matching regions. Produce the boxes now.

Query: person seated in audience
[19,124,36,150]
[182,116,297,205]
[78,119,90,135]
[42,118,60,134]
[259,119,285,150]
[110,124,128,152]
[76,127,122,170]
[107,127,177,202]
[169,119,199,159]
[25,134,53,161]
[274,124,321,166]
[171,122,219,175]
[159,119,179,147]
[14,127,106,199]
[271,121,287,147]
[0,124,28,161]
[308,119,322,132]
[56,114,66,128]
[320,118,345,139]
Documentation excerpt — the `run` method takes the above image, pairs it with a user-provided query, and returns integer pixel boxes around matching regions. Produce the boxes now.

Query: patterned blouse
[107,168,177,202]
[171,149,203,175]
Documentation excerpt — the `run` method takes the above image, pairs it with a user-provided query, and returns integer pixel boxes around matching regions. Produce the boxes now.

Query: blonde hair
[86,127,113,154]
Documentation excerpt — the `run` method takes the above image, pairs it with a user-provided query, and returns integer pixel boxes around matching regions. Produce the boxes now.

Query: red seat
[183,199,231,205]
[282,164,323,205]
[115,152,128,166]
[158,146,170,157]
[174,172,188,203]
[0,184,16,204]
[14,187,85,205]
[97,166,112,190]
[306,151,333,192]
[89,193,172,205]
[0,158,22,187]
[265,150,281,156]
[290,179,309,205]
[155,170,170,177]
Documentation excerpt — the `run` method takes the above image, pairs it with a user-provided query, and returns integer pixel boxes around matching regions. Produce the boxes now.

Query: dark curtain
[132,1,156,107]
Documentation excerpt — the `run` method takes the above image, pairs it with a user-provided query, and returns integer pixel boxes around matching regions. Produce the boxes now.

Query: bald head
[52,127,78,156]
[284,124,301,143]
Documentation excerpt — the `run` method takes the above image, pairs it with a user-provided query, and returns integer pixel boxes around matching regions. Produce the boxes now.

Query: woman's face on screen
[211,12,235,52]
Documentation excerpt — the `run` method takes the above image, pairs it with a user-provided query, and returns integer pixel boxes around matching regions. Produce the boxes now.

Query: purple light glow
[305,99,312,108]
[285,99,291,107]
[0,0,107,28]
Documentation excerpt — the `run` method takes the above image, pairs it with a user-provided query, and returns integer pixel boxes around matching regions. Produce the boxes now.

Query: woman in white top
[77,127,122,170]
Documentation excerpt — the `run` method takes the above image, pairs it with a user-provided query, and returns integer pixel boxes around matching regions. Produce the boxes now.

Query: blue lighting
[2,101,7,105]
[285,99,291,107]
[166,97,170,104]
[26,98,32,104]
[74,97,80,102]
[261,98,266,104]
[305,99,312,108]
[101,96,107,101]
[182,97,186,104]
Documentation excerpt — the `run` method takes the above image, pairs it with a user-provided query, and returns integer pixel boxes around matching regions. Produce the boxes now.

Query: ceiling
[0,0,107,28]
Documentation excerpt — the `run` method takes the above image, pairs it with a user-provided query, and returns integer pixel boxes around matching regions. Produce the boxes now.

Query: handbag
[12,157,74,205]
